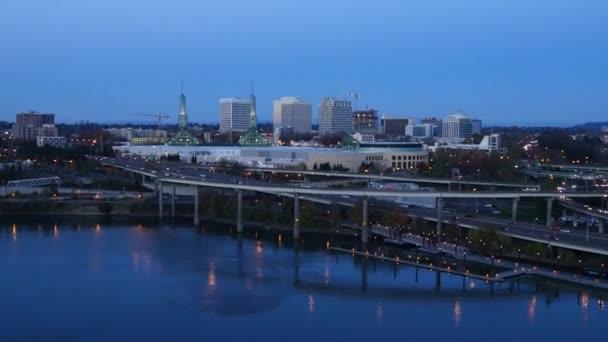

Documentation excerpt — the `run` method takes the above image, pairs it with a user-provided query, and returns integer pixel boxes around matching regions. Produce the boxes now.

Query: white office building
[273,97,312,133]
[219,98,250,133]
[318,98,353,135]
[406,124,438,139]
[441,112,474,143]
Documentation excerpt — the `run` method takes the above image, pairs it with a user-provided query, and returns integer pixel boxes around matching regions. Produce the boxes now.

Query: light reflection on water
[454,299,462,327]
[0,221,606,340]
[528,295,537,322]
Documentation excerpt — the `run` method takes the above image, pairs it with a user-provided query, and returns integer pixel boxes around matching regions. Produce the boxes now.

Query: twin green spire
[238,81,270,146]
[168,82,199,146]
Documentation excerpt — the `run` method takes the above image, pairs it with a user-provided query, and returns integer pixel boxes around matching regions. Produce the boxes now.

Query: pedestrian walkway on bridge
[341,223,608,290]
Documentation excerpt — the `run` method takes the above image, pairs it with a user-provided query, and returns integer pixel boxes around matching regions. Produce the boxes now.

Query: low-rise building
[37,136,67,148]
[113,142,429,173]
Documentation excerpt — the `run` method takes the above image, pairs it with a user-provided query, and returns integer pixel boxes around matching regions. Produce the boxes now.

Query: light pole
[586,215,590,244]
[517,248,522,264]
[533,218,538,236]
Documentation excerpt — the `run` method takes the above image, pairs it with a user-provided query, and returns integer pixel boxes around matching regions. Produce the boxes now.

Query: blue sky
[1,0,607,126]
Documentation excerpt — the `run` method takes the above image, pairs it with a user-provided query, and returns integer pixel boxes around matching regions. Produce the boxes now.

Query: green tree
[98,202,113,215]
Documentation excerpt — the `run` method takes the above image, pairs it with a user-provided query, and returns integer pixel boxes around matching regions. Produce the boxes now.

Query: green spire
[238,81,270,146]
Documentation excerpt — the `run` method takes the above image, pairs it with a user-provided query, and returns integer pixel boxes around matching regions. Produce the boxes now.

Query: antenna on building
[181,80,184,94]
[251,80,255,95]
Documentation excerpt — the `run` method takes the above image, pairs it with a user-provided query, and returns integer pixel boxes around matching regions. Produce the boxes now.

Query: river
[0,218,606,341]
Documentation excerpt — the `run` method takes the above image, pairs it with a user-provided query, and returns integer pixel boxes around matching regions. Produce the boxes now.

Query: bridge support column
[436,197,443,242]
[573,216,578,228]
[171,185,176,218]
[361,197,369,245]
[158,182,163,219]
[294,193,300,240]
[599,219,605,234]
[193,185,200,226]
[512,197,519,222]
[237,190,243,233]
[546,198,554,227]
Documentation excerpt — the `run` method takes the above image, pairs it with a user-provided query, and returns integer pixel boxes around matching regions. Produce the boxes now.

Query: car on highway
[542,233,559,241]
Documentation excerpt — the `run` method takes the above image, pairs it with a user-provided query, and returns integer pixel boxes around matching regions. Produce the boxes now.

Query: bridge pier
[158,182,163,219]
[294,193,300,240]
[237,190,243,233]
[512,198,519,222]
[361,197,369,245]
[546,198,554,227]
[171,185,176,218]
[599,219,605,234]
[193,185,200,226]
[436,197,443,242]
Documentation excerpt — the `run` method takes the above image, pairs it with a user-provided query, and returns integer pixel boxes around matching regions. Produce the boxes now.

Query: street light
[533,218,538,236]
[517,248,522,264]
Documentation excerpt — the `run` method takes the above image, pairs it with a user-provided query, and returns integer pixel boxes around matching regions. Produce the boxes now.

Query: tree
[223,196,237,217]
[313,163,318,171]
[319,162,331,171]
[98,202,113,215]
[300,202,320,226]
[386,207,408,227]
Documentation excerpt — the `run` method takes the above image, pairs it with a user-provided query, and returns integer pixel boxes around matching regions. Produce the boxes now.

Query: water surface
[0,219,606,341]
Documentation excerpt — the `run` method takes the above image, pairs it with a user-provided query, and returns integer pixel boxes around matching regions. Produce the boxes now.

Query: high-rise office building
[472,119,482,135]
[273,97,312,133]
[12,111,55,140]
[352,109,378,135]
[380,116,415,136]
[318,98,353,135]
[405,123,438,139]
[219,98,250,133]
[441,112,473,143]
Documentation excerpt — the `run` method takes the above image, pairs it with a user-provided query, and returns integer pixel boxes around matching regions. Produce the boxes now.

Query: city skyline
[1,0,607,126]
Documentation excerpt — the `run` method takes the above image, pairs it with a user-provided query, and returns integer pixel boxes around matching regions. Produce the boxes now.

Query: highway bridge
[245,167,536,190]
[95,156,608,256]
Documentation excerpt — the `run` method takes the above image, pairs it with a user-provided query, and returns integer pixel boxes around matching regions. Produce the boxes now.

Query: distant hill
[573,122,608,131]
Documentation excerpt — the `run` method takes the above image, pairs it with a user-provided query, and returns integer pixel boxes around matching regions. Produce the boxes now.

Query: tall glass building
[318,97,353,135]
[219,98,250,133]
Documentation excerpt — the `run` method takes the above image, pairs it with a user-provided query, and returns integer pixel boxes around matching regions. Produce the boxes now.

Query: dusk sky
[1,0,607,126]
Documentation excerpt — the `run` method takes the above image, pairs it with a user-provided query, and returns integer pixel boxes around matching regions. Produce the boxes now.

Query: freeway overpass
[543,164,608,173]
[246,167,535,190]
[97,156,608,256]
[522,169,601,181]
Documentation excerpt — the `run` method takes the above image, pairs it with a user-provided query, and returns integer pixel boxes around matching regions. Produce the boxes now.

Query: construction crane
[346,90,360,111]
[135,113,171,130]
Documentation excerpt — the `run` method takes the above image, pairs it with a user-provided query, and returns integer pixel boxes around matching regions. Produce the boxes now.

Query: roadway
[245,167,535,189]
[522,169,601,181]
[557,198,608,221]
[94,156,608,255]
[96,156,608,200]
